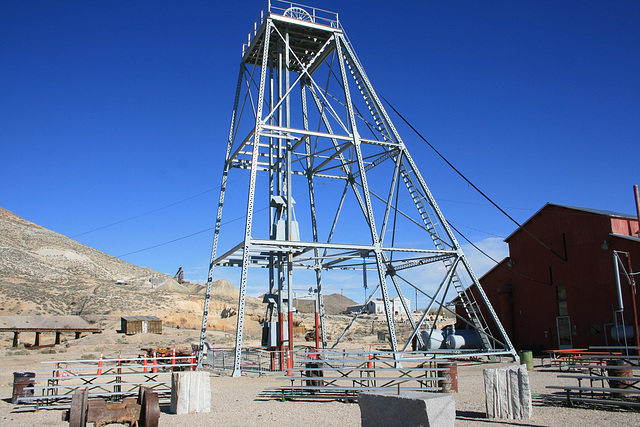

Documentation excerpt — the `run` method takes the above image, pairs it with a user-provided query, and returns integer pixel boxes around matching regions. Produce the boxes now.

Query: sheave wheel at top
[284,7,313,22]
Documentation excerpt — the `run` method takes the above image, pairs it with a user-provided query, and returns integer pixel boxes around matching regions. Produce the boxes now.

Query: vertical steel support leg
[232,20,273,377]
[197,64,245,368]
[301,80,327,349]
[335,34,399,354]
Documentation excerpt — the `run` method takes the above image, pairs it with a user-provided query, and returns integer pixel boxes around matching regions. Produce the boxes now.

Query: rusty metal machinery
[64,386,159,427]
[174,267,185,284]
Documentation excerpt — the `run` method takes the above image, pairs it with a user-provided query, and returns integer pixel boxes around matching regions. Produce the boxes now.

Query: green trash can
[519,351,534,370]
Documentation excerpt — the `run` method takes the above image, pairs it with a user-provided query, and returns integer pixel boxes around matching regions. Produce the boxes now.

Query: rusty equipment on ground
[63,386,159,427]
[139,346,196,371]
[174,267,184,284]
[140,346,192,359]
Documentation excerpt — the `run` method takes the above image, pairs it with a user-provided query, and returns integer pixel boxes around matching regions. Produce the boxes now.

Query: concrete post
[483,365,531,419]
[170,371,211,414]
[359,391,455,427]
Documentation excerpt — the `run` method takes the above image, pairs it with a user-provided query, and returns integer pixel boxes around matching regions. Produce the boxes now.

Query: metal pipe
[285,30,294,372]
[315,293,320,355]
[634,185,640,237]
[614,251,625,312]
[626,252,640,353]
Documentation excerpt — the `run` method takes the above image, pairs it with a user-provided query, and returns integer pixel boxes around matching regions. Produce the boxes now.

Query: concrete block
[483,364,531,420]
[170,371,211,414]
[358,391,455,427]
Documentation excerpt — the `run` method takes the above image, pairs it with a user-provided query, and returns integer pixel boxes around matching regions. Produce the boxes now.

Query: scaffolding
[197,0,518,375]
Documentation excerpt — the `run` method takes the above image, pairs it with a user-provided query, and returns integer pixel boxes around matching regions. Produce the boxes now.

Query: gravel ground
[1,351,639,426]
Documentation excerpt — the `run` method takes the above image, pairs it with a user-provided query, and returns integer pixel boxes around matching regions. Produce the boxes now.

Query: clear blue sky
[2,1,639,300]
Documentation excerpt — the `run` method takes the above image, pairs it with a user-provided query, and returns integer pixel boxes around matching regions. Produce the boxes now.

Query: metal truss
[197,1,518,375]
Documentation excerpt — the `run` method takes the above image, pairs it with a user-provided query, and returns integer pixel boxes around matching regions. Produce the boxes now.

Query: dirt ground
[1,324,639,426]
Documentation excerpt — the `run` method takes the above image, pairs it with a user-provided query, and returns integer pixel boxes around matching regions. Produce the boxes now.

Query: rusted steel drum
[437,362,458,393]
[12,372,35,404]
[304,362,324,387]
[607,360,633,396]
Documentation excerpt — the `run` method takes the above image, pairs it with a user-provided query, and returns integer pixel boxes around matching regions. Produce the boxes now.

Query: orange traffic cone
[143,354,148,372]
[152,350,158,374]
[171,345,176,371]
[368,345,373,369]
[286,350,293,376]
[97,350,103,375]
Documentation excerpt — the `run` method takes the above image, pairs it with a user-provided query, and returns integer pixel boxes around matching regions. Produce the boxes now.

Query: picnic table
[547,362,640,408]
[543,349,622,369]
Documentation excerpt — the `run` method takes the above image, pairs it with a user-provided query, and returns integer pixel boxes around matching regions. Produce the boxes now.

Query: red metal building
[461,203,639,353]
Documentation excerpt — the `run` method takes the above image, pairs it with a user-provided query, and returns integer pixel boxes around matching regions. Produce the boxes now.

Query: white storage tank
[445,329,481,349]
[419,328,445,350]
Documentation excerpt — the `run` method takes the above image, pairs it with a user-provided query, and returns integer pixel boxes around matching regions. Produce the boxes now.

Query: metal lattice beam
[198,1,518,375]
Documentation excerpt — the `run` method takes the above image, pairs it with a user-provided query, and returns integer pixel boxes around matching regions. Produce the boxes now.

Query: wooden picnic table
[542,349,623,368]
[546,359,640,408]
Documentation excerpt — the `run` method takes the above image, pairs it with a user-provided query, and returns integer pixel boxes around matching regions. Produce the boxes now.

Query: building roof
[0,316,101,332]
[552,203,638,219]
[505,203,638,242]
[121,316,161,322]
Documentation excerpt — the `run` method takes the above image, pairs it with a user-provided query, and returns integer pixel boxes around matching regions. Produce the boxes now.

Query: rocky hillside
[294,293,358,315]
[0,207,176,287]
[0,207,264,333]
[0,208,389,347]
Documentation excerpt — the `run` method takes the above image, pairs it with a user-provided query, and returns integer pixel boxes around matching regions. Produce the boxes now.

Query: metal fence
[14,354,195,409]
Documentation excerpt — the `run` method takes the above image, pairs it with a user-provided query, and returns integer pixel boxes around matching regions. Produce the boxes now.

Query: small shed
[120,316,162,335]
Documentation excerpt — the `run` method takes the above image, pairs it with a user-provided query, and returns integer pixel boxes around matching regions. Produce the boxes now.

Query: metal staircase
[342,40,496,352]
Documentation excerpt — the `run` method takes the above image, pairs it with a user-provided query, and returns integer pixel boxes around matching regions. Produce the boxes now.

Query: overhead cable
[380,94,567,262]
[447,220,552,286]
[72,185,224,238]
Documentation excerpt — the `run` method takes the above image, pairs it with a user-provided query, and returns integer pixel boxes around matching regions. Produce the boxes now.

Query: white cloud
[461,237,508,278]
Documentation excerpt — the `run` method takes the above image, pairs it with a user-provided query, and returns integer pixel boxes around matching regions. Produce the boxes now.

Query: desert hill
[0,207,405,349]
[294,293,358,315]
[0,207,176,287]
[0,207,263,336]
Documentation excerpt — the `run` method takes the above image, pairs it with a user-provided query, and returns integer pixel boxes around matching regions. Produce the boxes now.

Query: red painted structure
[457,203,639,354]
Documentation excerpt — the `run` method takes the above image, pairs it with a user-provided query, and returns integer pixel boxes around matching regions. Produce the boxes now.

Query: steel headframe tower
[198,1,518,376]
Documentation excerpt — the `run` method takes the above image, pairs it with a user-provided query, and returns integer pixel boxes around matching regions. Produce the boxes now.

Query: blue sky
[2,1,639,301]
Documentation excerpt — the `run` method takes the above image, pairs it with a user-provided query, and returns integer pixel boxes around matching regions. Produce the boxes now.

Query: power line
[117,208,261,258]
[447,220,552,286]
[72,185,224,238]
[380,94,567,262]
[446,220,505,239]
[117,227,213,257]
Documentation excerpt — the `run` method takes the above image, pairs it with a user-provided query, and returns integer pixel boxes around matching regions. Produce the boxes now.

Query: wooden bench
[557,374,640,388]
[547,362,640,409]
[267,385,441,402]
[271,364,447,401]
[547,385,640,407]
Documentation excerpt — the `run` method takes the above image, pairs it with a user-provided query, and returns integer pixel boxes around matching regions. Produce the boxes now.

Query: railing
[205,347,314,373]
[268,348,450,401]
[242,0,340,55]
[204,346,489,374]
[15,354,195,409]
[268,0,339,28]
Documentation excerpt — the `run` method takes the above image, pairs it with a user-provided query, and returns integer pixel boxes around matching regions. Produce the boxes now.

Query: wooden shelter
[120,316,162,335]
[0,316,102,348]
